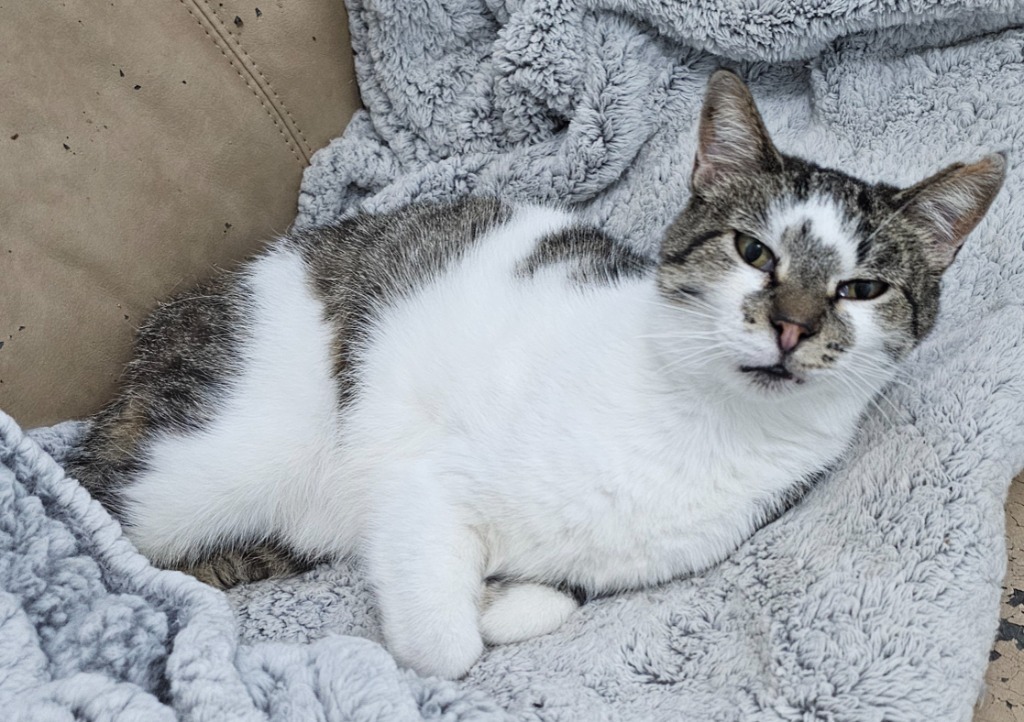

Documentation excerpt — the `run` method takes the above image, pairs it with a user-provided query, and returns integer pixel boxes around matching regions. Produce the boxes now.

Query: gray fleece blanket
[4,1,1024,719]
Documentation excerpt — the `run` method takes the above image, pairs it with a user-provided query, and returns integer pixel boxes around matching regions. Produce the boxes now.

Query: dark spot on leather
[997,618,1024,650]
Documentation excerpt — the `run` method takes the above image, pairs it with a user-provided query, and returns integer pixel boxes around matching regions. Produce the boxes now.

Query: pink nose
[775,320,809,353]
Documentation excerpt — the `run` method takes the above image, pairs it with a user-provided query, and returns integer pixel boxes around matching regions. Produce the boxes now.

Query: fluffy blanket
[4,1,1024,719]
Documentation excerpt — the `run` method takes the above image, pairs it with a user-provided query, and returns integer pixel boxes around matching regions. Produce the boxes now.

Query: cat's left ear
[895,153,1007,271]
[691,69,783,196]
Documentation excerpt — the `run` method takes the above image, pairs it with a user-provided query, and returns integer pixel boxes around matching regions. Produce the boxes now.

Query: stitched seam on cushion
[218,15,315,158]
[177,0,307,166]
[199,1,316,159]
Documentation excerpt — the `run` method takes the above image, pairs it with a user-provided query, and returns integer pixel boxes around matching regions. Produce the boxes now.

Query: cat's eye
[734,232,776,272]
[836,280,889,300]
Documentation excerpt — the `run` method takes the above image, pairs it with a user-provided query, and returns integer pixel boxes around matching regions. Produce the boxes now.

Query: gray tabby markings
[517,223,654,286]
[287,197,513,403]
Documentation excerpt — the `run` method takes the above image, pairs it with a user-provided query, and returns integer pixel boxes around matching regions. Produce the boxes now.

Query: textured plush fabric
[4,1,1024,719]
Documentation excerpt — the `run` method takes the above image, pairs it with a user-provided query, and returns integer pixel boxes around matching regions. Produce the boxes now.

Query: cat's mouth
[738,364,803,387]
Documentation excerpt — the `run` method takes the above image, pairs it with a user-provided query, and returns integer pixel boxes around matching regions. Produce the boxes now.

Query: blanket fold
[4,1,1024,719]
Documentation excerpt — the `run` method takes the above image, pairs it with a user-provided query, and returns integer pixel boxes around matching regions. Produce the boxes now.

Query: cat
[66,69,1005,679]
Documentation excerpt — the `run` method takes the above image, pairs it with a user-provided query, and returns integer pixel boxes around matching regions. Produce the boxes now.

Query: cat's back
[284,197,650,336]
[287,197,514,314]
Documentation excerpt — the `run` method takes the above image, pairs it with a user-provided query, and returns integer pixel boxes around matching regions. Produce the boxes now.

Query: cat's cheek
[868,297,921,360]
[836,302,877,352]
[830,303,899,374]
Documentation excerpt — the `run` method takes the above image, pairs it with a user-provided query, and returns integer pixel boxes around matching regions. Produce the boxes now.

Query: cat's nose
[771,316,815,353]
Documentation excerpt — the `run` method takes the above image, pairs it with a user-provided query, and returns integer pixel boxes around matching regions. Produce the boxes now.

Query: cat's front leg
[365,474,486,679]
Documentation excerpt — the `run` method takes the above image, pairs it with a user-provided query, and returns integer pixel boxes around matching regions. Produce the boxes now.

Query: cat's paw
[480,581,579,645]
[386,622,484,679]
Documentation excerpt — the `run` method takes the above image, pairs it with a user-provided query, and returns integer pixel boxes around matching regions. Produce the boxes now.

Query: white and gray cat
[68,70,1005,679]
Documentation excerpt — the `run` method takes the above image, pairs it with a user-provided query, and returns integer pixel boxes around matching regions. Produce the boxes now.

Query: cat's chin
[737,363,806,392]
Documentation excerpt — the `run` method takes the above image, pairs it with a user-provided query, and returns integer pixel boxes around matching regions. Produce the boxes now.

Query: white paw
[480,582,579,645]
[385,618,484,679]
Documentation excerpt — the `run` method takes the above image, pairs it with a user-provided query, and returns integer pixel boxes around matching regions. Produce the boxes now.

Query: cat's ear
[894,153,1006,271]
[691,69,783,195]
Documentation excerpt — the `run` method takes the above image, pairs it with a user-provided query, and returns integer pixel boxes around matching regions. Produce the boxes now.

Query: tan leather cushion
[0,0,360,427]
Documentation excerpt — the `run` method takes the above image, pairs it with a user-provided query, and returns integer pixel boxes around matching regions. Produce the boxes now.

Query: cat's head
[656,69,1005,397]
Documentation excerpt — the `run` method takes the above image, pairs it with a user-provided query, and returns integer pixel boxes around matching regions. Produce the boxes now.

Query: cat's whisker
[831,373,891,422]
[647,333,735,347]
[640,296,724,319]
[865,373,913,393]
[636,329,722,339]
[655,349,735,376]
[849,361,915,395]
[656,348,735,369]
[654,337,716,350]
[839,368,908,422]
[673,307,727,323]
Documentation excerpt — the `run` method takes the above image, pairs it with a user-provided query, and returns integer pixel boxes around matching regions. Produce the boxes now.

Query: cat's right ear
[691,70,783,196]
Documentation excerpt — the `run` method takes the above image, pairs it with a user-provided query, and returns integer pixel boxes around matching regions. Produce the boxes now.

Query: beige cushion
[0,0,360,427]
